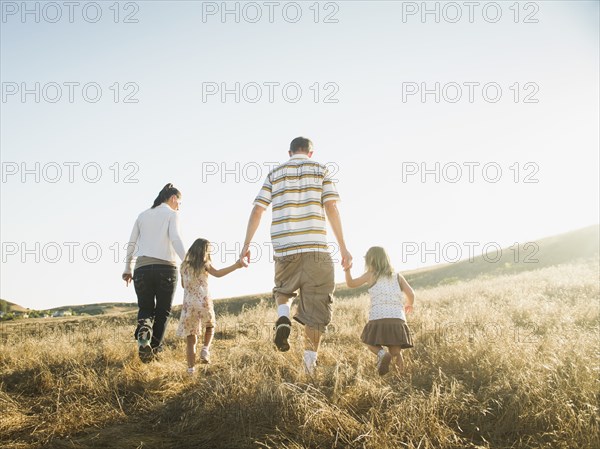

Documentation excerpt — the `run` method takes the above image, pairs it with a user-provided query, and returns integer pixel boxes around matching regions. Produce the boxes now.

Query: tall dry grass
[1,259,598,449]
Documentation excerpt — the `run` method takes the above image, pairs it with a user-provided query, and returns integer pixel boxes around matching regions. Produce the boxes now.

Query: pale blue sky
[1,1,598,309]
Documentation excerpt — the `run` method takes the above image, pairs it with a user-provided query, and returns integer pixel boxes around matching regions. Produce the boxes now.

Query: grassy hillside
[1,256,598,449]
[404,224,599,289]
[211,224,600,316]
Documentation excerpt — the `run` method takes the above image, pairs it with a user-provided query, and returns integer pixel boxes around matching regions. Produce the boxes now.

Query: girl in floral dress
[176,238,245,375]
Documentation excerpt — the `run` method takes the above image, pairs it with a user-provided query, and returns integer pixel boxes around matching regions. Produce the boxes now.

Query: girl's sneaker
[376,349,392,376]
[200,347,210,364]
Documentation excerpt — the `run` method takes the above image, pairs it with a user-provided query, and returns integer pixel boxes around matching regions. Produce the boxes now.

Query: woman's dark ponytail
[151,183,181,208]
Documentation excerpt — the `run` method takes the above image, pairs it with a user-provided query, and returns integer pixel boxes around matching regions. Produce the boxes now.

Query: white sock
[304,350,317,366]
[277,304,290,318]
[202,345,209,351]
[377,348,386,358]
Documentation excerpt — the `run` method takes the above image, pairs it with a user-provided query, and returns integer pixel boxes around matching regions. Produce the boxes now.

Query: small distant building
[0,311,5,318]
[52,310,72,317]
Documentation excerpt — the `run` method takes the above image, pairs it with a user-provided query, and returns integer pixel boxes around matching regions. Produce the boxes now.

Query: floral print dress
[176,266,216,337]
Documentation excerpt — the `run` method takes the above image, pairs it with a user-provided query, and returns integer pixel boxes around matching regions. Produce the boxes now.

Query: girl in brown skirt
[344,246,415,375]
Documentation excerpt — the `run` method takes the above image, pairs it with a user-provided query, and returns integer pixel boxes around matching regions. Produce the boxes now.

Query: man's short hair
[290,137,313,153]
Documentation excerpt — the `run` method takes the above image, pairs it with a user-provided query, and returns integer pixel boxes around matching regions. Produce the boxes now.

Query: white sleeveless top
[367,273,406,321]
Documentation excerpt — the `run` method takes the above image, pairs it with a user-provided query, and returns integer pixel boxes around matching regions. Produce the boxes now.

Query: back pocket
[159,271,177,291]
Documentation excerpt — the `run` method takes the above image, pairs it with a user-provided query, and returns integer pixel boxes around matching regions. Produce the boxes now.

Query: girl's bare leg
[367,344,383,356]
[186,334,198,369]
[388,346,404,373]
[203,326,214,349]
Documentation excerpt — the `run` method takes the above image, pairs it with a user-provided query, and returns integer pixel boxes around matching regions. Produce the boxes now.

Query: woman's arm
[208,260,245,278]
[122,219,140,285]
[168,213,186,262]
[345,268,373,289]
[398,274,415,314]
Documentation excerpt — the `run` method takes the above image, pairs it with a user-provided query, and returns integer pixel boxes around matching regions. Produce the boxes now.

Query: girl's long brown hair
[181,238,211,276]
[364,246,394,282]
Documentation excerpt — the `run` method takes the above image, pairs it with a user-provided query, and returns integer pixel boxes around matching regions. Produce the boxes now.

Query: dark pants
[133,264,178,348]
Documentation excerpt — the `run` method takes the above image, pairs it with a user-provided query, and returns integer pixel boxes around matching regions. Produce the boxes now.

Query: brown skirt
[360,318,414,348]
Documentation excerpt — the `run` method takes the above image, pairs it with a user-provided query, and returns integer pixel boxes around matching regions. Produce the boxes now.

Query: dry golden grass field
[1,253,599,449]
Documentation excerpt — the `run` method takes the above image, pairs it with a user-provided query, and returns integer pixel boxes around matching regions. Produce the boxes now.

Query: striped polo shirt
[254,154,340,256]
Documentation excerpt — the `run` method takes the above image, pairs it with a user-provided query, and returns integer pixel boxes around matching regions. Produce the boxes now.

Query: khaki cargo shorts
[273,251,335,332]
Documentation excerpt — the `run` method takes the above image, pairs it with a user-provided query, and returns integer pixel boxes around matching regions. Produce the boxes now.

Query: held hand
[236,257,248,268]
[405,304,414,315]
[240,243,251,266]
[341,248,353,270]
[122,273,132,286]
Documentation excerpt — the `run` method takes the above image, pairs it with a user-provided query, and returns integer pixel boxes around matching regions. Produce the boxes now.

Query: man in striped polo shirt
[240,137,352,374]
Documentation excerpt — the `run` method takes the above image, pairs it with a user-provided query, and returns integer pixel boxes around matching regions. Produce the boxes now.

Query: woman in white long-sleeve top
[122,183,186,362]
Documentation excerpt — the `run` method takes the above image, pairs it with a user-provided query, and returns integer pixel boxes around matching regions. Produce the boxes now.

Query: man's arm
[323,201,352,269]
[239,204,266,264]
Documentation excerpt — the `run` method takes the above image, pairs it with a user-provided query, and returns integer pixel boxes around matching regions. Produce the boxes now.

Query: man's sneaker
[273,316,292,352]
[376,350,392,376]
[200,347,210,364]
[137,324,153,363]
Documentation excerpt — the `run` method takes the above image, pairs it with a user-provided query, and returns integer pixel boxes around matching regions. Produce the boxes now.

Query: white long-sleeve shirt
[123,203,186,274]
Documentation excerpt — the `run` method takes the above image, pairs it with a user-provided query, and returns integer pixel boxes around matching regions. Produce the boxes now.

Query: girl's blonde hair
[365,246,394,281]
[181,238,212,277]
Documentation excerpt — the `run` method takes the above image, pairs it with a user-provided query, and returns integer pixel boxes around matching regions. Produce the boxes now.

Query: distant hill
[46,302,137,316]
[0,299,29,313]
[0,300,136,316]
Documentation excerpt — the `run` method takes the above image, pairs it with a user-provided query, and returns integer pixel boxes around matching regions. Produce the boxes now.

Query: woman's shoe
[137,325,153,363]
